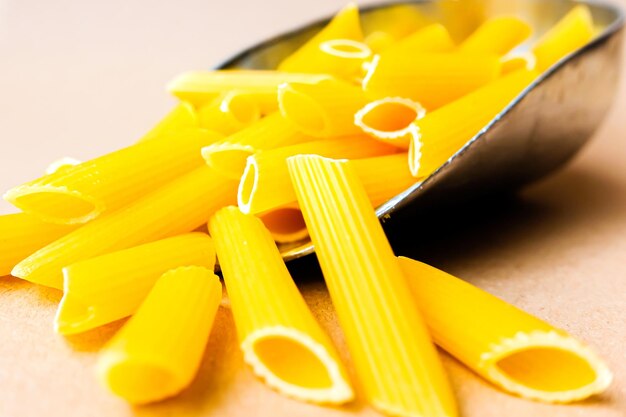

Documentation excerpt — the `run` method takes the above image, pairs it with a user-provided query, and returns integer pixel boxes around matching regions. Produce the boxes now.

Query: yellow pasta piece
[97,266,221,404]
[350,153,418,207]
[201,112,314,180]
[12,165,237,289]
[208,207,353,403]
[287,155,457,417]
[278,3,363,73]
[0,213,76,277]
[354,97,425,148]
[137,101,198,143]
[45,157,82,175]
[55,233,215,335]
[257,206,309,244]
[458,16,532,56]
[278,78,368,137]
[238,136,395,215]
[5,129,222,225]
[363,53,501,110]
[501,55,532,74]
[197,91,261,135]
[397,256,613,403]
[410,69,538,178]
[378,24,456,60]
[361,3,430,40]
[533,5,594,72]
[363,31,395,54]
[440,0,487,42]
[168,70,329,112]
[316,39,372,81]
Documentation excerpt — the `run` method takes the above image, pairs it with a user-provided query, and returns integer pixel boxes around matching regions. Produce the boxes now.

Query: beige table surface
[1,1,625,416]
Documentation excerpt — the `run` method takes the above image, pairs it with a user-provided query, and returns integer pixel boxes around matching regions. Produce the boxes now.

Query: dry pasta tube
[410,69,538,178]
[398,256,613,403]
[0,213,77,277]
[257,205,309,244]
[378,24,456,61]
[137,102,198,143]
[209,207,353,403]
[97,266,221,404]
[197,91,261,135]
[501,55,532,74]
[317,39,372,81]
[201,112,314,180]
[354,97,425,148]
[363,53,501,110]
[238,136,395,215]
[361,3,430,40]
[278,3,363,73]
[45,157,82,175]
[288,155,457,417]
[533,5,594,72]
[168,70,329,111]
[12,165,237,289]
[5,128,222,225]
[55,233,215,335]
[458,16,532,56]
[278,78,368,137]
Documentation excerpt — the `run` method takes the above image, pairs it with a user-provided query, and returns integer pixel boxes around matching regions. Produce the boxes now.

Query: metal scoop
[215,0,624,261]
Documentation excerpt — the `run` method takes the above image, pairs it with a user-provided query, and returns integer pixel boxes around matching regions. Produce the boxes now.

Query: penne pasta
[137,101,198,143]
[5,128,223,225]
[12,165,237,289]
[197,91,262,135]
[317,39,372,81]
[350,153,418,207]
[257,206,309,244]
[201,112,314,180]
[278,78,368,137]
[0,213,77,277]
[238,136,395,215]
[398,256,613,403]
[55,233,215,335]
[533,5,594,72]
[363,53,501,110]
[458,16,532,56]
[361,3,430,40]
[168,70,329,111]
[354,97,425,148]
[501,55,532,74]
[363,31,395,54]
[208,207,353,403]
[45,157,82,175]
[97,266,221,404]
[288,155,457,417]
[410,69,538,178]
[278,3,363,73]
[378,24,456,61]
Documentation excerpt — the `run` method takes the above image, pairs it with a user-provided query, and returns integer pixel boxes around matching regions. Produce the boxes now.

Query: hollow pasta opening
[495,347,598,392]
[222,93,261,126]
[278,87,327,135]
[7,186,101,224]
[237,160,257,213]
[54,294,95,335]
[359,99,424,133]
[242,328,353,404]
[258,208,308,243]
[483,331,613,402]
[104,361,177,404]
[320,39,371,59]
[201,144,254,180]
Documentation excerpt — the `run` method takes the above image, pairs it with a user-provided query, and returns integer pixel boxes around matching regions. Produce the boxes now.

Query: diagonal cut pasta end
[480,330,613,403]
[201,143,256,180]
[257,207,309,244]
[4,184,103,225]
[242,326,354,404]
[237,156,259,214]
[277,83,331,137]
[54,293,97,335]
[355,97,425,148]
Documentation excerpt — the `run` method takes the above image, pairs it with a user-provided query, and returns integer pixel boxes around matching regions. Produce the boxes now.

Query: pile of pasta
[0,3,613,416]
